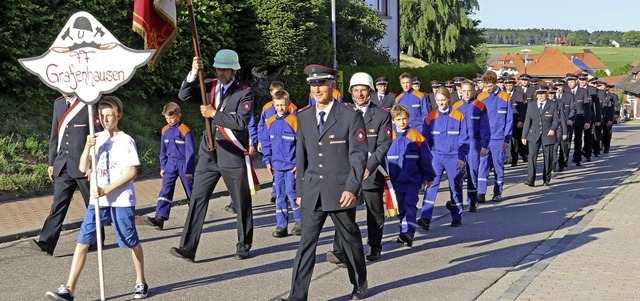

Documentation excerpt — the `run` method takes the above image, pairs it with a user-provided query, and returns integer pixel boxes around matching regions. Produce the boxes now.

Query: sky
[472,0,639,32]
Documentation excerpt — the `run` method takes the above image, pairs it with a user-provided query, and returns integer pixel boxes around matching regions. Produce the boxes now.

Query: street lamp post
[522,49,531,75]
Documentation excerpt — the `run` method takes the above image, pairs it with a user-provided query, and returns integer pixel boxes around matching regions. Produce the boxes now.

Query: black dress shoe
[234,250,250,260]
[477,193,486,203]
[511,162,517,167]
[365,249,381,261]
[143,215,165,230]
[451,219,462,227]
[523,180,534,187]
[397,232,413,247]
[326,250,346,264]
[29,239,54,256]
[604,149,609,153]
[350,283,368,300]
[169,247,195,262]
[224,204,237,214]
[272,227,288,238]
[417,218,430,231]
[290,222,302,236]
[586,157,592,162]
[543,181,550,186]
[445,200,453,210]
[522,157,528,163]
[575,161,581,166]
[469,202,478,212]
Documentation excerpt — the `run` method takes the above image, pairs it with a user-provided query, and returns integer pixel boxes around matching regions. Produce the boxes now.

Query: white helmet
[349,72,374,93]
[212,49,241,70]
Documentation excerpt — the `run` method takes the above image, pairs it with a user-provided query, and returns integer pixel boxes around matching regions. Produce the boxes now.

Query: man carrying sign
[170,49,255,261]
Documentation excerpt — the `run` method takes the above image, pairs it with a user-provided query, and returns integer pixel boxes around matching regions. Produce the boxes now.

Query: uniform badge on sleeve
[242,101,252,111]
[355,128,366,142]
[385,125,392,137]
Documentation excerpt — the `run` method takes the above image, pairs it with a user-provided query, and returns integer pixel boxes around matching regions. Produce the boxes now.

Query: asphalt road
[1,124,638,301]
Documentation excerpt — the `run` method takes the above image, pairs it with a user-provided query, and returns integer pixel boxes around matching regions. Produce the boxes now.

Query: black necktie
[539,102,544,114]
[66,101,71,110]
[318,111,326,133]
[379,95,383,103]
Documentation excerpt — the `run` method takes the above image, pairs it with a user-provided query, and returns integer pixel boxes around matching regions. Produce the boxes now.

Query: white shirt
[355,101,370,116]
[90,131,140,207]
[316,100,335,125]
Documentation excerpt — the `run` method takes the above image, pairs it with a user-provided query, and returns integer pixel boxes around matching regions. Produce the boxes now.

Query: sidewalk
[0,163,273,243]
[512,168,640,300]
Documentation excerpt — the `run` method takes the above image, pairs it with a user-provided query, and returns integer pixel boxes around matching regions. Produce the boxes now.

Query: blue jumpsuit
[477,88,513,197]
[386,126,435,238]
[156,121,196,219]
[257,101,298,199]
[452,99,490,204]
[261,113,301,228]
[395,89,430,133]
[420,108,470,222]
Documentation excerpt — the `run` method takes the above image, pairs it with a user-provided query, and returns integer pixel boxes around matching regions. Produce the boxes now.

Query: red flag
[132,0,177,67]
[384,182,399,217]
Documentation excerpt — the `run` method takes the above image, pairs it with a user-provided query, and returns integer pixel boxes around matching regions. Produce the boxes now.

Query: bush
[337,64,483,103]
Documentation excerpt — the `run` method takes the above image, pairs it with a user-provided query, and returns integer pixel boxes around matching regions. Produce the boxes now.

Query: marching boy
[386,105,435,247]
[261,90,301,237]
[144,102,195,230]
[46,96,148,300]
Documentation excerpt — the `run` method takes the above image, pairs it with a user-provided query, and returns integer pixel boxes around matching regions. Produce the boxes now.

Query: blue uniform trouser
[421,154,464,222]
[478,140,505,196]
[395,189,419,237]
[274,169,300,227]
[156,166,193,219]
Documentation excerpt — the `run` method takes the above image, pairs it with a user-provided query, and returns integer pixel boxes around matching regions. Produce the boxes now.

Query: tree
[335,0,394,66]
[611,64,634,76]
[595,36,610,46]
[566,31,589,46]
[623,30,640,47]
[400,0,482,64]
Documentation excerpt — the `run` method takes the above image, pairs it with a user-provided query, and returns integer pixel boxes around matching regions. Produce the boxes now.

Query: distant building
[611,40,620,48]
[615,64,640,118]
[364,0,399,64]
[487,47,610,82]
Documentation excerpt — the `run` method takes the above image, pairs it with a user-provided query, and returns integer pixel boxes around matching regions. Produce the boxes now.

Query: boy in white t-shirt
[46,96,148,301]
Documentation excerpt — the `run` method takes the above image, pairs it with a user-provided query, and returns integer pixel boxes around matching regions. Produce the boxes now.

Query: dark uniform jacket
[372,92,395,109]
[566,87,592,124]
[598,90,614,123]
[49,97,101,179]
[507,89,527,126]
[295,101,368,211]
[520,85,535,102]
[357,102,392,190]
[179,78,254,168]
[523,100,561,146]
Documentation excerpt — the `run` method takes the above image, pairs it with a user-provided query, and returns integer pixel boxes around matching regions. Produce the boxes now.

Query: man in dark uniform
[427,80,441,112]
[451,77,465,102]
[578,74,600,161]
[603,84,619,153]
[373,76,395,109]
[412,76,422,93]
[554,79,574,171]
[565,73,592,166]
[596,82,614,153]
[518,74,535,102]
[170,49,254,261]
[503,76,527,166]
[30,94,102,256]
[445,80,456,95]
[326,72,392,264]
[281,65,369,301]
[522,86,561,186]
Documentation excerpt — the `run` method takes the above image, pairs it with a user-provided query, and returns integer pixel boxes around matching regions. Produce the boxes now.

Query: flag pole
[88,105,106,301]
[187,0,215,152]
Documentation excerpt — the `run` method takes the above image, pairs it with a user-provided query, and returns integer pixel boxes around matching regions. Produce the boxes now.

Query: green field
[486,45,640,71]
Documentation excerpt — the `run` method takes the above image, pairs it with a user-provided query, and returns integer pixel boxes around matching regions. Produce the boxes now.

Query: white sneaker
[132,282,149,299]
